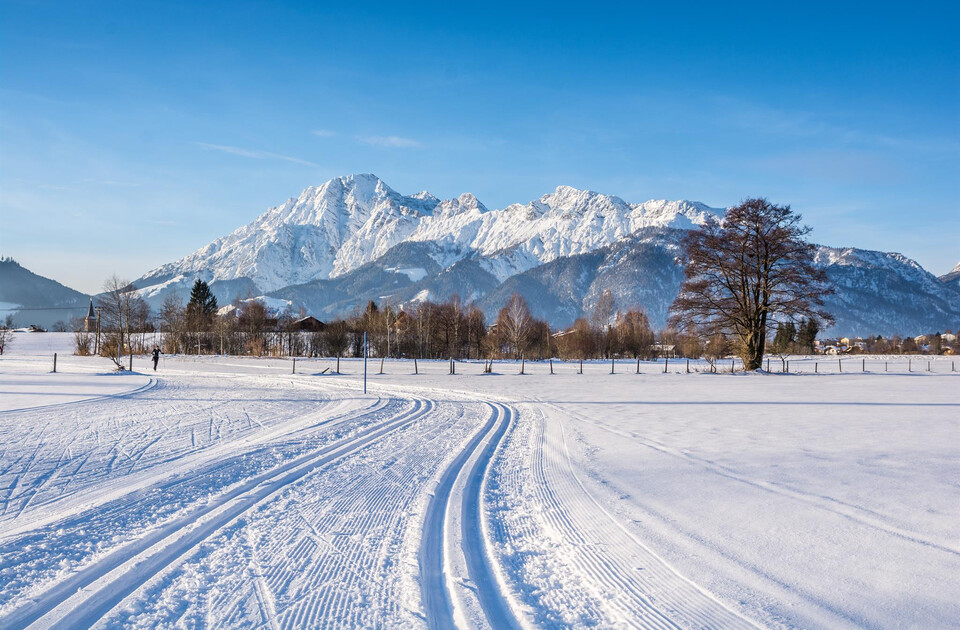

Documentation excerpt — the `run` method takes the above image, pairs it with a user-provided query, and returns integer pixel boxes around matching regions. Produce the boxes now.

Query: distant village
[815,333,957,356]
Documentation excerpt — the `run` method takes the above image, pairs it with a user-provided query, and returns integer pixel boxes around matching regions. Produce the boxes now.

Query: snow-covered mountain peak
[133,174,728,305]
[539,186,630,215]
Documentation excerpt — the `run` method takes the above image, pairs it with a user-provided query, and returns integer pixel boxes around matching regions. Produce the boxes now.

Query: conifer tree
[188,279,218,316]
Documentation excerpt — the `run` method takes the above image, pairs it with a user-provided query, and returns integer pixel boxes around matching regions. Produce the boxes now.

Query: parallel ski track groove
[541,399,960,557]
[419,401,519,630]
[531,408,759,629]
[1,396,433,630]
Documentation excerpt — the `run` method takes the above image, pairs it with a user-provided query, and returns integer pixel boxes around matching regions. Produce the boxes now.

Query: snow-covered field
[1,333,957,629]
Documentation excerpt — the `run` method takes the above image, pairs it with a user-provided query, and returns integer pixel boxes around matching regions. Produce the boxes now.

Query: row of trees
[75,277,700,361]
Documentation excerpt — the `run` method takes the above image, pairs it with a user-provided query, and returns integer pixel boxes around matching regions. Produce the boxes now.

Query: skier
[151,346,161,371]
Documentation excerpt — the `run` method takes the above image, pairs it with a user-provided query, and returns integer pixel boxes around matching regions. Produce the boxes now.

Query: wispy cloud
[81,178,141,188]
[357,135,423,148]
[195,142,319,167]
[311,129,336,138]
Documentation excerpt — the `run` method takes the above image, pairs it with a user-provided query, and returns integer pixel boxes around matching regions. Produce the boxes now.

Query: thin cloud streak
[196,142,320,167]
[311,129,336,137]
[357,135,423,148]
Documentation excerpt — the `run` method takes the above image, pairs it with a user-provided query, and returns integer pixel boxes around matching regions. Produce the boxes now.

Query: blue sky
[2,1,957,293]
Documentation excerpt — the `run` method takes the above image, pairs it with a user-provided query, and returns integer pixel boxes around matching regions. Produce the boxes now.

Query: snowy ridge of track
[419,401,522,630]
[1,397,433,630]
[541,400,960,557]
[0,375,158,415]
[488,406,761,629]
[0,375,379,539]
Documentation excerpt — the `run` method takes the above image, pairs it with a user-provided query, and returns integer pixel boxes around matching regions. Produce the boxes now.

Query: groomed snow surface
[1,334,958,629]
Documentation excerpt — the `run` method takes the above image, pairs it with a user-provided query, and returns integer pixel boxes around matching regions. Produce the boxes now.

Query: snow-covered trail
[488,405,759,629]
[0,362,530,629]
[420,401,519,630]
[0,372,373,535]
[2,347,957,629]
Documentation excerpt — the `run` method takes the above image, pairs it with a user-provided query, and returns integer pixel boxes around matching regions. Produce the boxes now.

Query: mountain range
[127,174,959,336]
[3,174,958,335]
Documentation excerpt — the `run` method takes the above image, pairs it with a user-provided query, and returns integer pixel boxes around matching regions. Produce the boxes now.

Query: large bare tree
[669,198,832,370]
[496,293,534,359]
[98,275,150,361]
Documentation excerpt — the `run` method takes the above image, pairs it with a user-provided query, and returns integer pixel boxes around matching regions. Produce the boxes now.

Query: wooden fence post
[520,357,525,375]
[610,357,615,374]
[862,358,865,372]
[449,357,454,375]
[550,358,554,374]
[379,356,385,375]
[686,358,690,373]
[292,357,296,374]
[838,359,842,373]
[636,357,640,374]
[579,358,583,374]
[336,356,340,374]
[664,357,668,373]
[53,352,57,373]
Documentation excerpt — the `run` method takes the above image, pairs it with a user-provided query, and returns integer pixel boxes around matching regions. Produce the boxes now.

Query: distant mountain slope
[817,249,960,335]
[940,261,960,289]
[0,258,90,327]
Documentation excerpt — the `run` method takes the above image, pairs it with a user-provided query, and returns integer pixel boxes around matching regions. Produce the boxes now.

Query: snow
[242,295,292,313]
[133,174,724,302]
[386,267,429,282]
[1,335,957,628]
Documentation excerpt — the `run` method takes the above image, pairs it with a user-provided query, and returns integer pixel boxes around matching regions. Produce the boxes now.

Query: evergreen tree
[188,279,218,316]
[796,318,820,353]
[771,321,797,354]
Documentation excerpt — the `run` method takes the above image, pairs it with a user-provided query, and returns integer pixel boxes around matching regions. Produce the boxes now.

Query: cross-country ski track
[2,350,958,628]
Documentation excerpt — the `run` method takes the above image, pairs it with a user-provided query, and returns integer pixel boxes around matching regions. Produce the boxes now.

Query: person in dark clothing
[152,346,161,371]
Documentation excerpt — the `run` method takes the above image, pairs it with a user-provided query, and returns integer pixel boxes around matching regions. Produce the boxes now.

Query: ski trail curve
[2,397,433,630]
[419,401,519,630]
